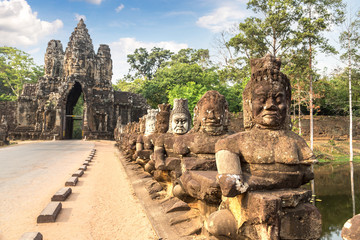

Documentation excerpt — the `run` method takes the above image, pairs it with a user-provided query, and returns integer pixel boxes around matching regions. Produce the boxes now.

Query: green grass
[317,155,360,163]
[312,140,360,163]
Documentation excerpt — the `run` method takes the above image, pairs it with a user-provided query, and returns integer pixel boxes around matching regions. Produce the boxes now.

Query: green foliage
[315,68,360,116]
[73,93,84,116]
[118,47,243,112]
[127,47,173,80]
[72,93,84,139]
[296,0,345,54]
[0,47,44,101]
[167,81,208,117]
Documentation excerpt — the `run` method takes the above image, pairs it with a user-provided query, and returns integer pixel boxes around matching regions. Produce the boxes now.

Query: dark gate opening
[65,82,83,139]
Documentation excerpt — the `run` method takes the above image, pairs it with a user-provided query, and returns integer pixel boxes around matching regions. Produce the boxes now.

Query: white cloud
[0,0,63,46]
[110,38,188,81]
[115,4,125,13]
[75,13,87,21]
[196,6,246,32]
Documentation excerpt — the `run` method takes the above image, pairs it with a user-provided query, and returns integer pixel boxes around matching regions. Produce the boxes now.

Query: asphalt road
[0,140,94,239]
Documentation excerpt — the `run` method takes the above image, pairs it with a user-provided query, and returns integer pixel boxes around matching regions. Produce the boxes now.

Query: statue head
[144,109,158,135]
[243,54,291,130]
[169,98,191,135]
[155,104,171,133]
[191,90,229,136]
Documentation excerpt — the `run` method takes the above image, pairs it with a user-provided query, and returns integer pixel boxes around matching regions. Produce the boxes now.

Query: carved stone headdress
[168,98,192,133]
[243,54,292,130]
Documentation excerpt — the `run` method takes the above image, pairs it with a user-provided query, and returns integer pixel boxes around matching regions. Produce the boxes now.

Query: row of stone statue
[0,116,9,146]
[115,54,322,240]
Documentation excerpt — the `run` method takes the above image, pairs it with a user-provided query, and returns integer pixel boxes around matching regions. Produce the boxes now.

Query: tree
[339,9,360,215]
[296,0,345,201]
[127,47,173,80]
[0,47,43,101]
[297,0,345,151]
[229,0,301,59]
[170,48,211,67]
[282,47,311,135]
[118,47,243,112]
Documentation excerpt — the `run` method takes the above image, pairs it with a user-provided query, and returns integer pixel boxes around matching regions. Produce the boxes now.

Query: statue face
[156,118,169,133]
[145,117,156,134]
[252,82,287,129]
[199,103,225,135]
[172,113,189,135]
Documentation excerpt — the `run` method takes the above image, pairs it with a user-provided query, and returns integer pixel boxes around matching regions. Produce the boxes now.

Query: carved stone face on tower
[145,109,158,135]
[169,98,191,135]
[252,81,287,129]
[193,91,229,136]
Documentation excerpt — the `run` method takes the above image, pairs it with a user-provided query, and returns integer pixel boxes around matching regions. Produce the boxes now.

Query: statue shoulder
[286,131,315,161]
[215,132,244,153]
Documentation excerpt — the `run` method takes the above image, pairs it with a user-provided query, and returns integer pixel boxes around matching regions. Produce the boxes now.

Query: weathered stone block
[83,161,89,166]
[165,157,181,171]
[72,170,84,177]
[245,191,281,225]
[280,203,322,239]
[79,165,87,171]
[51,187,72,201]
[181,157,217,171]
[65,176,78,186]
[19,232,43,240]
[37,202,62,223]
[137,150,152,160]
[145,180,163,194]
[166,200,190,213]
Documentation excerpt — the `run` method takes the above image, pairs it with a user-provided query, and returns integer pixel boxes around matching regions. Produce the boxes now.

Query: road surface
[0,140,156,240]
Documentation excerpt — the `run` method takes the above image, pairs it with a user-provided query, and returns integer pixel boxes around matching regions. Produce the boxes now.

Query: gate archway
[64,82,83,139]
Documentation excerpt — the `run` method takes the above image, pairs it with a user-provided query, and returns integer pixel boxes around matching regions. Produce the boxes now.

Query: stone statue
[0,115,9,145]
[170,90,230,203]
[155,104,171,134]
[153,99,191,170]
[207,54,321,240]
[135,108,163,165]
[144,109,158,136]
[168,98,191,134]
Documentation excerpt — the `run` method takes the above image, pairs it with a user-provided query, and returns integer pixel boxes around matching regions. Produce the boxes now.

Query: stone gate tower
[2,20,149,140]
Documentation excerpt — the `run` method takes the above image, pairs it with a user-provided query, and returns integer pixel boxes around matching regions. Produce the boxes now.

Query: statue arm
[216,150,248,197]
[154,145,166,169]
[297,137,318,165]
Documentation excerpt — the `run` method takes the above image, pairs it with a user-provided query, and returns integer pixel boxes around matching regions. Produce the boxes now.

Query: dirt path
[1,141,157,240]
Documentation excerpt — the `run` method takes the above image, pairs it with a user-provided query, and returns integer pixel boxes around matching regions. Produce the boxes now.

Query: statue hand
[217,174,248,197]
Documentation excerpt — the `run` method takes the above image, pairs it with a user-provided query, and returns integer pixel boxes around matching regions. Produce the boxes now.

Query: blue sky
[0,0,359,82]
